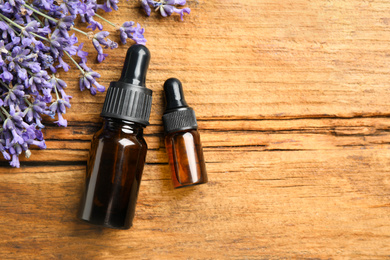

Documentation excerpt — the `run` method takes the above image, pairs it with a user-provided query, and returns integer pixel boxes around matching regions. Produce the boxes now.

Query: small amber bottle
[78,45,152,229]
[162,78,208,188]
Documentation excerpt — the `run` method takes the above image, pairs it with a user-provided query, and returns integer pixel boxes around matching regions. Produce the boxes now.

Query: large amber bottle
[78,45,152,229]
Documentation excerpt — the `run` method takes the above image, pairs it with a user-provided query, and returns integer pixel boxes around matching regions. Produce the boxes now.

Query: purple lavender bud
[146,0,191,20]
[81,0,97,21]
[49,99,70,127]
[167,0,187,5]
[49,29,70,58]
[37,52,54,70]
[175,7,190,21]
[60,0,83,17]
[7,0,27,12]
[37,25,51,35]
[141,0,152,16]
[20,37,31,47]
[92,31,118,62]
[24,108,34,122]
[0,21,15,39]
[10,154,20,168]
[10,128,24,145]
[122,21,135,28]
[3,118,15,131]
[1,149,11,161]
[97,52,108,63]
[93,31,110,46]
[1,68,13,83]
[131,24,146,45]
[15,144,22,155]
[35,129,44,141]
[103,0,119,12]
[57,56,70,71]
[55,112,67,127]
[107,39,118,49]
[160,4,172,17]
[76,43,88,64]
[41,88,53,103]
[120,22,146,45]
[0,3,13,14]
[23,20,39,35]
[91,40,106,63]
[86,17,103,31]
[8,146,15,156]
[57,16,74,35]
[79,68,105,94]
[119,28,128,45]
[32,0,51,11]
[31,140,46,149]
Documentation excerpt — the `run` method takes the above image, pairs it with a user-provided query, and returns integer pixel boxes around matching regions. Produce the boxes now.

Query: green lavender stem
[24,4,89,37]
[53,84,60,100]
[71,27,90,36]
[23,4,58,23]
[24,97,33,107]
[64,50,85,75]
[94,13,118,28]
[0,80,10,90]
[0,106,11,118]
[0,13,49,42]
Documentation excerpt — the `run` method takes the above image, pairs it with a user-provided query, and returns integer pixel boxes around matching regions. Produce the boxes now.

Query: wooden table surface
[1,0,390,259]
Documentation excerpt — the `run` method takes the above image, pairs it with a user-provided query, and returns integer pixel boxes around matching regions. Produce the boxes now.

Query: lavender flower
[0,0,147,167]
[49,99,70,127]
[119,22,146,45]
[100,0,119,12]
[79,64,105,95]
[141,0,191,20]
[92,31,118,63]
[86,17,103,31]
[141,0,152,16]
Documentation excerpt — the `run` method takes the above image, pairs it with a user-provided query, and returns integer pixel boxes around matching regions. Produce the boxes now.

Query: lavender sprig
[0,0,146,167]
[141,0,191,20]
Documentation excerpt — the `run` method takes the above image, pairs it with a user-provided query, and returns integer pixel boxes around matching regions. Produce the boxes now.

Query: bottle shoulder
[93,125,147,149]
[165,129,199,139]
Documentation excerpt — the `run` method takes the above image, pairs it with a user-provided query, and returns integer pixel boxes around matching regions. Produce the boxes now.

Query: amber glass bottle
[162,78,208,188]
[78,45,152,229]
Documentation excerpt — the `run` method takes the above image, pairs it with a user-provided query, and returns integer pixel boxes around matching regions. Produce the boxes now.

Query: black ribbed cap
[162,78,198,134]
[101,45,153,126]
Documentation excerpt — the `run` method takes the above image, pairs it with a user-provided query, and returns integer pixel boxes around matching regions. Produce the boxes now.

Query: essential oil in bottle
[162,78,208,188]
[78,45,153,229]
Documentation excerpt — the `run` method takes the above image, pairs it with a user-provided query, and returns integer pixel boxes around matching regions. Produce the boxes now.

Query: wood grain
[1,0,390,259]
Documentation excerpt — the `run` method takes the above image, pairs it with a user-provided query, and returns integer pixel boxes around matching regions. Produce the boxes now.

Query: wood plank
[0,148,389,258]
[0,117,387,166]
[53,0,390,124]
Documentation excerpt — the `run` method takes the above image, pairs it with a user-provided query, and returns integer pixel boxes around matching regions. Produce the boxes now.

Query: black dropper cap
[162,78,198,134]
[101,45,153,126]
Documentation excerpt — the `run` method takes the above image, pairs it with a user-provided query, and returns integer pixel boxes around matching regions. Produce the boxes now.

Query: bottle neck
[103,118,144,136]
